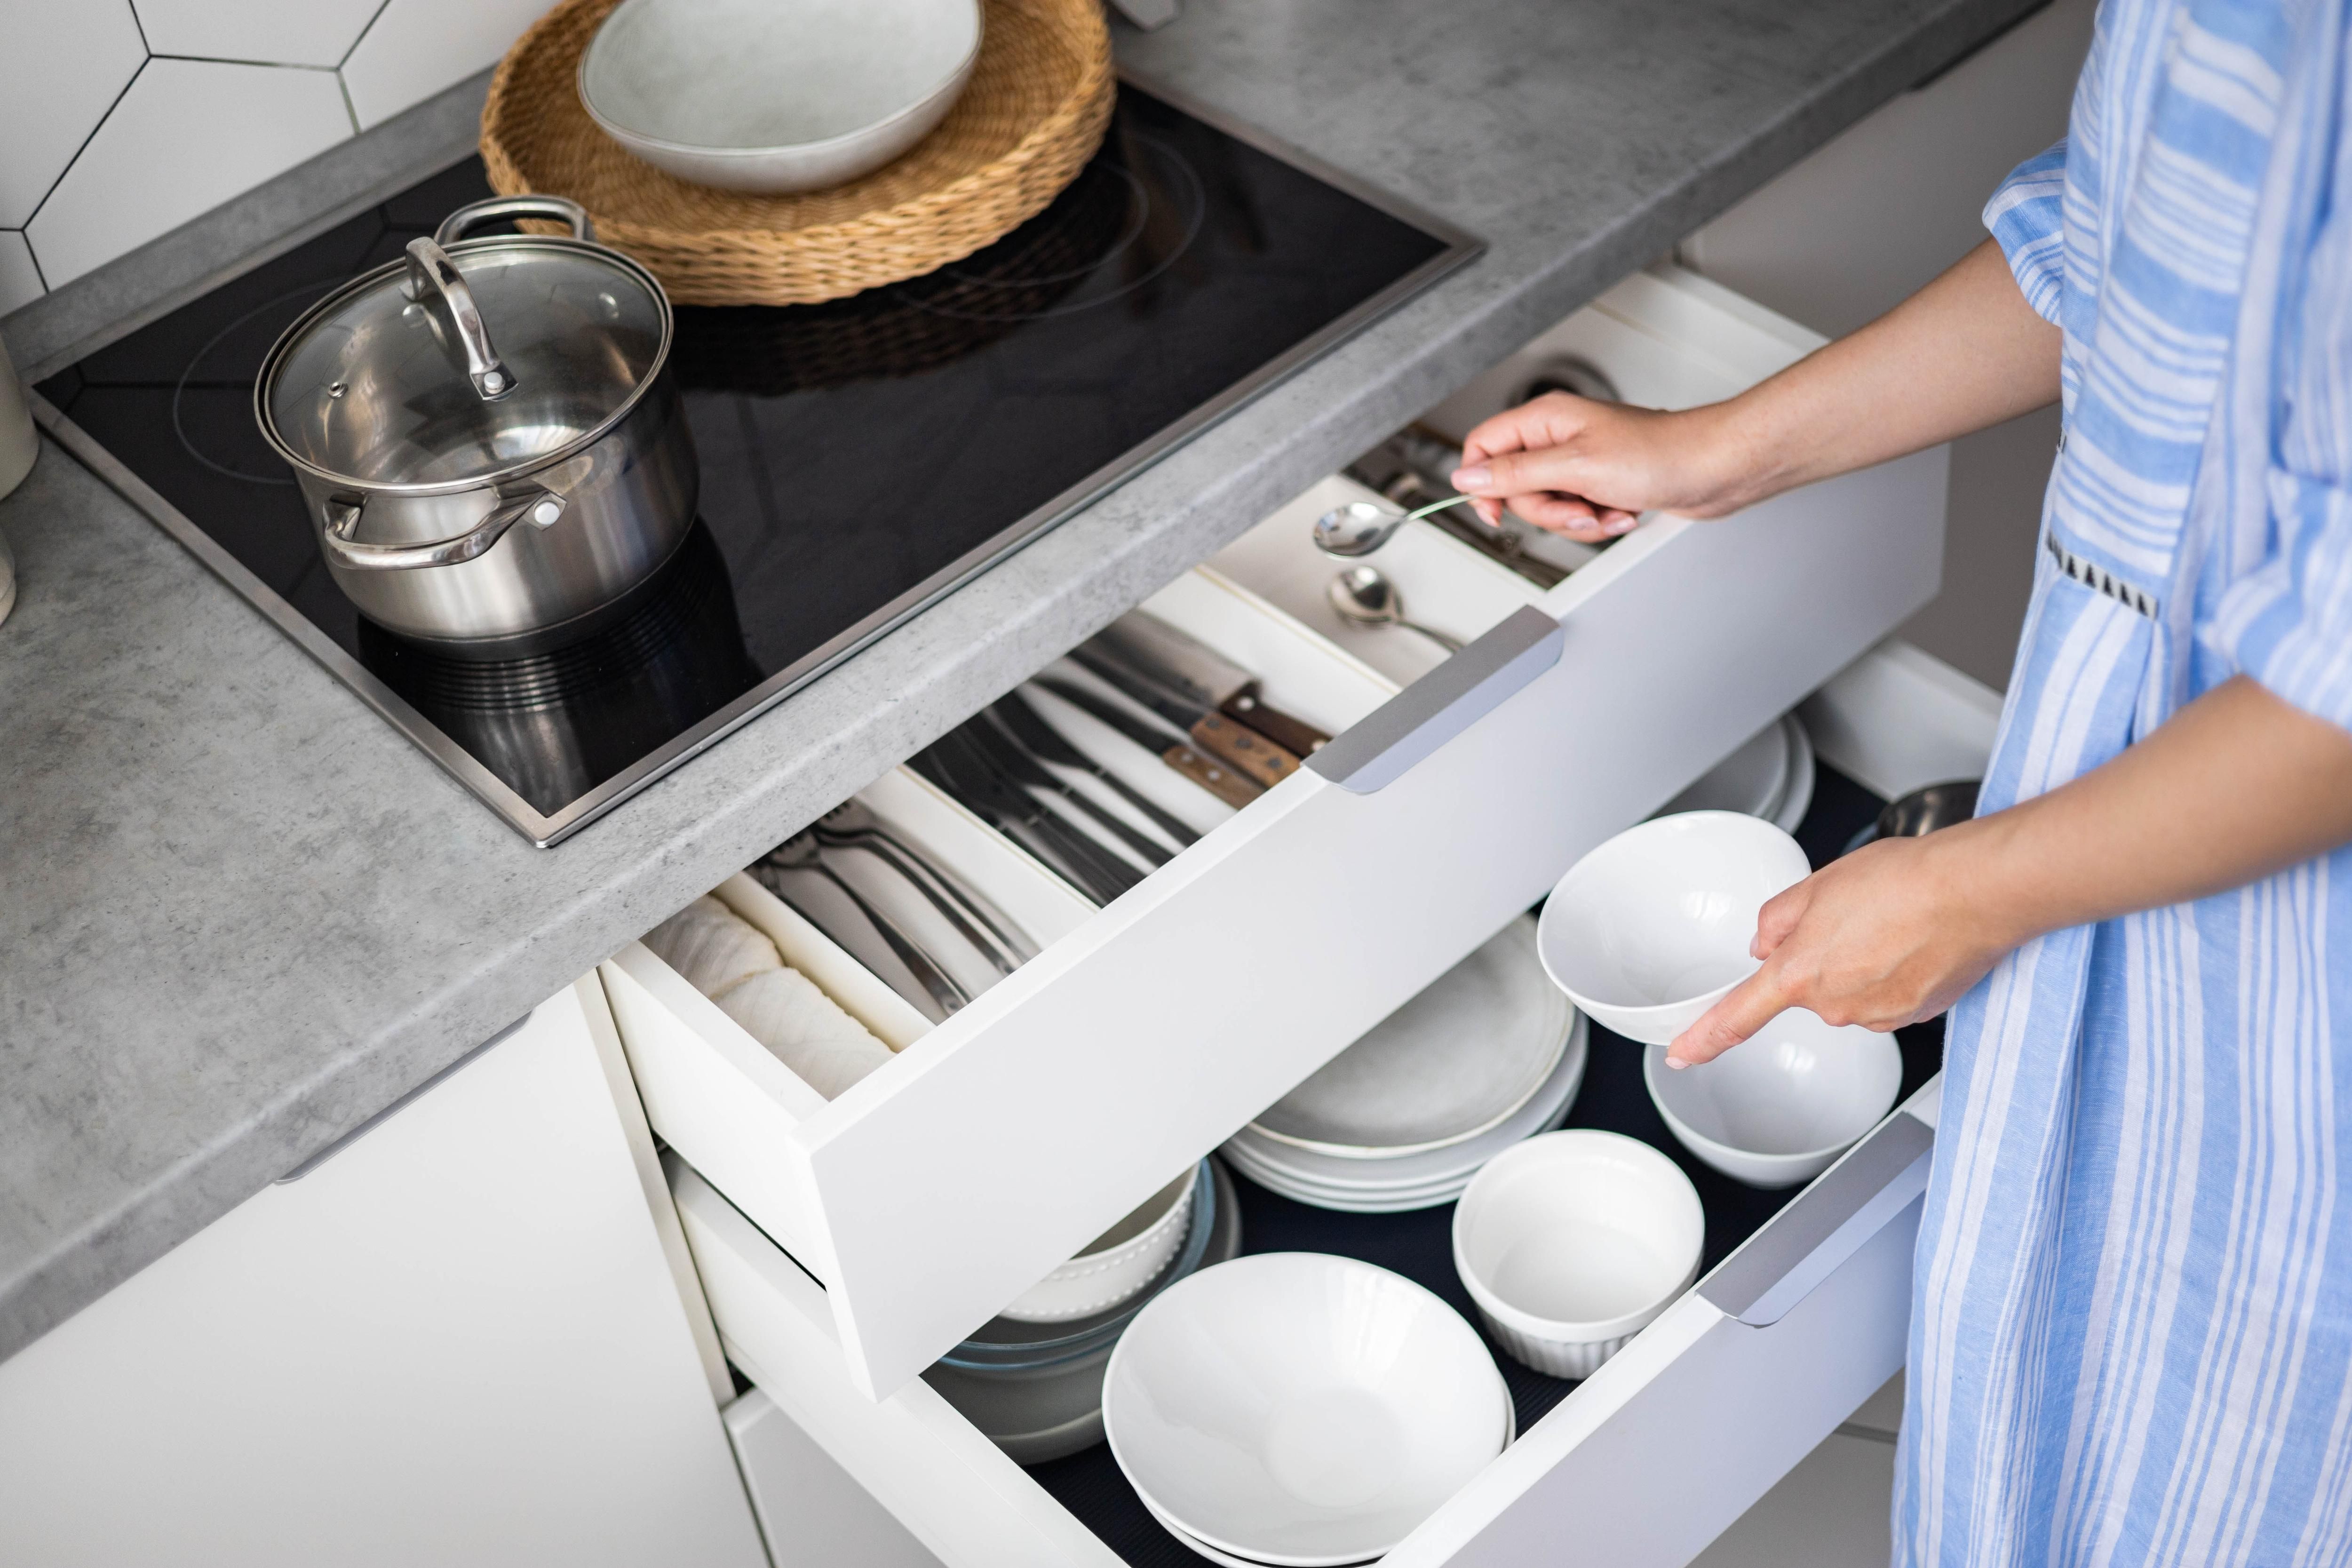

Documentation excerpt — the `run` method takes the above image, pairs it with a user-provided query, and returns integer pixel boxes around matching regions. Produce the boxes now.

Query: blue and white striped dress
[1893,0,2352,1562]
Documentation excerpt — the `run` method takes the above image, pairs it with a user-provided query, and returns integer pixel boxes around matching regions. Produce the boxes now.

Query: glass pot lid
[259,232,670,494]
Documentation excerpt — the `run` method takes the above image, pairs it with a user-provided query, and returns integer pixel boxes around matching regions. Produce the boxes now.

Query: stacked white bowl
[1105,1253,1512,1566]
[1643,1011,1902,1188]
[1222,919,1586,1212]
[926,1159,1240,1465]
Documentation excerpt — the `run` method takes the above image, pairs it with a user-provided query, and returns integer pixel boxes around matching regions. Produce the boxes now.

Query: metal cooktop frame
[33,70,1481,847]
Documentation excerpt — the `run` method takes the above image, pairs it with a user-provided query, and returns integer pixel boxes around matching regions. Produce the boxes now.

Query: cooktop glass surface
[40,83,1477,844]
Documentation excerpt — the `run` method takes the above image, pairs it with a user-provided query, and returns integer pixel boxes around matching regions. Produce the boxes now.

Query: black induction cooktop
[39,81,1478,844]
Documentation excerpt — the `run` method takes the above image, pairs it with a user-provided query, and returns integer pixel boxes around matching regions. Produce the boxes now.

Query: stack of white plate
[1222,919,1586,1212]
[1656,712,1815,833]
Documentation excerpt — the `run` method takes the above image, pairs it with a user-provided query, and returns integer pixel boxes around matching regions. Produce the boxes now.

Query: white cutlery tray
[600,263,1950,1400]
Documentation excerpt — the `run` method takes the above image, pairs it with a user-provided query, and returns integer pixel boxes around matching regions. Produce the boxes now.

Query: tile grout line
[19,54,151,254]
[145,55,347,72]
[341,0,398,71]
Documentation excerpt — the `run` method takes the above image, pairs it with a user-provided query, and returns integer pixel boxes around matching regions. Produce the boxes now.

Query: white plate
[1770,714,1816,834]
[1104,1254,1508,1566]
[1222,1020,1586,1213]
[1250,918,1571,1158]
[1224,1017,1587,1197]
[1657,714,1791,820]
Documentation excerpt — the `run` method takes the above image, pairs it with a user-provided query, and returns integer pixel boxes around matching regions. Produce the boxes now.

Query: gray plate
[1250,918,1571,1158]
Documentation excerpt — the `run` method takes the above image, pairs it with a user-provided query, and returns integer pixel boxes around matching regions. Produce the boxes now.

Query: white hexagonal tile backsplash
[2,0,555,310]
[132,0,394,71]
[0,1,147,228]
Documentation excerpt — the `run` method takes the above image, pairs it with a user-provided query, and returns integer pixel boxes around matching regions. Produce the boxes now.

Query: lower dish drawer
[673,1082,1941,1568]
[602,263,1948,1400]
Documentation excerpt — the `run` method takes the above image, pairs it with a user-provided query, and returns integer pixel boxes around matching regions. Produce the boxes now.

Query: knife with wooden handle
[1029,677,1265,810]
[1085,612,1334,756]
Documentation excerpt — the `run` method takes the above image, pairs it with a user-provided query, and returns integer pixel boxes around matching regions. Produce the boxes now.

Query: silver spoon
[1325,566,1464,653]
[1312,493,1484,557]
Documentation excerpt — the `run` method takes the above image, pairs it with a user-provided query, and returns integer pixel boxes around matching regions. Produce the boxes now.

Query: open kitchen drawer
[674,1079,1941,1568]
[600,263,1948,1400]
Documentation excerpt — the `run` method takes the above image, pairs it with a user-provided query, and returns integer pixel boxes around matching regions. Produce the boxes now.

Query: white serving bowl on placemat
[1104,1253,1509,1566]
[1535,812,1811,1045]
[580,0,983,192]
[1643,1011,1901,1189]
[1452,1130,1704,1379]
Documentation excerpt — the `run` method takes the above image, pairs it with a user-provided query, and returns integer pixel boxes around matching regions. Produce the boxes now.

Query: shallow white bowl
[1642,1010,1902,1189]
[1000,1166,1197,1323]
[1451,1130,1704,1378]
[1104,1253,1507,1566]
[580,0,982,193]
[1535,811,1811,1044]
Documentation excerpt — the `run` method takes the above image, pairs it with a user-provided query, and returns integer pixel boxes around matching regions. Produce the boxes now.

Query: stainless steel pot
[256,196,697,648]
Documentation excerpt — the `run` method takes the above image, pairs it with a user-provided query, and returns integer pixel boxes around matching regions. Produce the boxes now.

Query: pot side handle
[320,486,569,572]
[433,195,596,246]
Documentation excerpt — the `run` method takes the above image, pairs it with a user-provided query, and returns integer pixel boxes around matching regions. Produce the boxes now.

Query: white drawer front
[673,1082,1939,1568]
[605,266,1948,1399]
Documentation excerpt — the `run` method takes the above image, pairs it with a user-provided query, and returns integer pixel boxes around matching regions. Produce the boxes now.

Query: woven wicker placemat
[480,0,1113,306]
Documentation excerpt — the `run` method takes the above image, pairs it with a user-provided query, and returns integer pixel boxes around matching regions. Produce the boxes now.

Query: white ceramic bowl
[1451,1130,1704,1378]
[999,1167,1198,1323]
[1104,1253,1508,1566]
[580,0,983,193]
[1535,811,1812,1044]
[1642,1011,1902,1189]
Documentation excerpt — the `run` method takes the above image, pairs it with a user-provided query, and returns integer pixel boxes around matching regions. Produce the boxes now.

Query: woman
[1454,2,2352,1561]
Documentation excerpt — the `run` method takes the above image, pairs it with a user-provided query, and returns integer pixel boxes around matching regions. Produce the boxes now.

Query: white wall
[0,0,554,312]
[1678,0,2097,691]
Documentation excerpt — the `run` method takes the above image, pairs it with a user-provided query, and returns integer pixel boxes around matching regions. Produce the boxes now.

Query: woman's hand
[1450,240,2066,546]
[1664,831,2021,1067]
[1665,677,2352,1068]
[1450,395,1752,542]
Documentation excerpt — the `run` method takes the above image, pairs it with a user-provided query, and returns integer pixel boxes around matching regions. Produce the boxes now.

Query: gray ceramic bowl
[580,0,982,193]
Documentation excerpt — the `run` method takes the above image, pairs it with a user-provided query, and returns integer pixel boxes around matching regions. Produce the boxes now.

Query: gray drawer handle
[1306,605,1564,794]
[1697,1108,1935,1327]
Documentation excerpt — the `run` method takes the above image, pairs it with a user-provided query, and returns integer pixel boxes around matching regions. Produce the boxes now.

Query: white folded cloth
[645,895,894,1098]
[645,895,783,998]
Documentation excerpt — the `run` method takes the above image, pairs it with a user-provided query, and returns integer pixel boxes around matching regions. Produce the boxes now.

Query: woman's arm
[1665,675,2352,1065]
[1450,238,2065,540]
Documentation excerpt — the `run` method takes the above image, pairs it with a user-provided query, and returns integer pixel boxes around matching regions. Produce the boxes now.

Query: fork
[812,800,1034,976]
[759,834,971,1017]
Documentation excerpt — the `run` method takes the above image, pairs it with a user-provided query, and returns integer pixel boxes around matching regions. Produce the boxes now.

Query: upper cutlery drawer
[601,263,1949,1400]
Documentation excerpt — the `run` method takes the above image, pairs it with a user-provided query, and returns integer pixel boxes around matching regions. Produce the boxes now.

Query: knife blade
[1030,677,1264,810]
[1069,641,1304,791]
[1087,612,1334,757]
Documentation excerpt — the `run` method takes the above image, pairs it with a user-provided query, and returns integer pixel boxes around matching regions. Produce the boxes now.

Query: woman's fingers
[1667,964,1794,1067]
[1751,880,1812,959]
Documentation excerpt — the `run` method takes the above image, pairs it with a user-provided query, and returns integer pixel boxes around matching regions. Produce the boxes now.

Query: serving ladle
[1326,566,1464,653]
[1312,493,1484,557]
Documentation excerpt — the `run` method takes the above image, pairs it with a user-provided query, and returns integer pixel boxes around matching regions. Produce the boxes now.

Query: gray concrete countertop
[0,0,2033,1361]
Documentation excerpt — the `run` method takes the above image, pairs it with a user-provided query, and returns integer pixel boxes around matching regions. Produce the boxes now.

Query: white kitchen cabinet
[599,263,1951,1401]
[0,980,768,1568]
